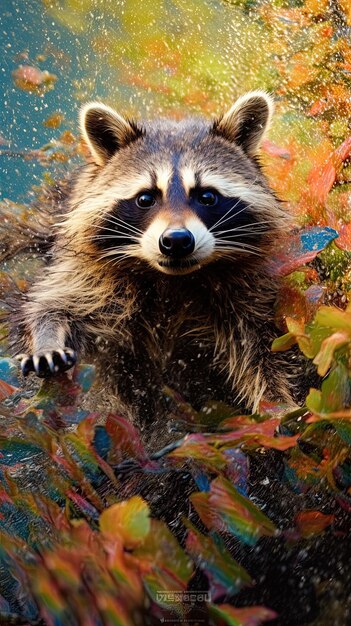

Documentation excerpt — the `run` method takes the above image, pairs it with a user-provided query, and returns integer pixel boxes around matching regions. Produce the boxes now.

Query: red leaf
[335,222,351,251]
[262,139,291,159]
[105,414,147,462]
[0,379,18,401]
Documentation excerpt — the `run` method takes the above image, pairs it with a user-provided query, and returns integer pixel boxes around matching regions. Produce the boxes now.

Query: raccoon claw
[16,354,35,377]
[16,349,77,378]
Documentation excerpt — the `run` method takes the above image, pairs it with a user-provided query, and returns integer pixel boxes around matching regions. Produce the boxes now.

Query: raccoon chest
[137,308,222,402]
[139,302,213,368]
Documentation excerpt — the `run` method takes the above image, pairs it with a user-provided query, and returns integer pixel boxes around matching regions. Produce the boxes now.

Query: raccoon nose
[159,228,195,258]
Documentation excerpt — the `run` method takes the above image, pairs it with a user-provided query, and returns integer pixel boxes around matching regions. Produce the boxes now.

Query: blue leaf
[0,358,20,387]
[73,364,96,392]
[93,426,111,460]
[300,227,338,253]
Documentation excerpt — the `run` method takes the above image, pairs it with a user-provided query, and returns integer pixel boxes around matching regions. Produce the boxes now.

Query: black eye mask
[189,193,253,232]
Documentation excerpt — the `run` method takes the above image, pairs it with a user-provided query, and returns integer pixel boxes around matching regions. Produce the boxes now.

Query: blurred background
[1,0,351,229]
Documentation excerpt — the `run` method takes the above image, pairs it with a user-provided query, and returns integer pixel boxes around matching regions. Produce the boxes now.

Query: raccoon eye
[136,192,156,208]
[197,189,218,206]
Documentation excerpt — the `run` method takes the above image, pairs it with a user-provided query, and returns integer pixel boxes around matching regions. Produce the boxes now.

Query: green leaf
[100,496,150,549]
[306,388,323,415]
[133,519,193,586]
[313,331,350,376]
[271,331,297,352]
[314,306,351,332]
[185,522,251,598]
[191,476,276,546]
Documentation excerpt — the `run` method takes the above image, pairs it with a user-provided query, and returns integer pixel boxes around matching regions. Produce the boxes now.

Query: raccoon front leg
[215,323,294,412]
[16,315,77,378]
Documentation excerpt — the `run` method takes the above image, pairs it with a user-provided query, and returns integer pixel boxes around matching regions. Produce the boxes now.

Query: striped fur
[11,92,299,423]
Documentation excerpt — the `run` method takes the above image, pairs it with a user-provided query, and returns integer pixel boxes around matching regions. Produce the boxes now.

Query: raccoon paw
[16,348,77,378]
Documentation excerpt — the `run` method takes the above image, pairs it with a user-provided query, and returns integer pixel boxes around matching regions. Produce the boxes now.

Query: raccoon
[13,91,298,430]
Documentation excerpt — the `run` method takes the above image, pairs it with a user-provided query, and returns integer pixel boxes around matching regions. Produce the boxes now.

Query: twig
[150,438,185,460]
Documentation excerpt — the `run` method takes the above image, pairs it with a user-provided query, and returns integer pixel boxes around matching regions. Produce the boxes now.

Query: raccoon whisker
[91,234,140,242]
[102,215,143,236]
[96,253,140,272]
[104,213,143,229]
[218,251,262,260]
[103,250,144,271]
[215,204,268,232]
[98,227,141,241]
[98,221,141,235]
[98,246,140,260]
[97,245,136,255]
[216,250,262,259]
[215,247,262,258]
[215,215,287,230]
[78,234,140,247]
[214,239,263,252]
[66,216,141,240]
[84,223,141,239]
[210,201,265,233]
[214,232,271,241]
[102,255,137,267]
[215,237,262,248]
[214,229,269,238]
[97,256,134,273]
[210,198,248,231]
[214,219,281,235]
[215,249,262,258]
[103,220,143,237]
[194,230,212,251]
[88,223,135,236]
[211,200,288,235]
[89,232,139,238]
[208,198,246,232]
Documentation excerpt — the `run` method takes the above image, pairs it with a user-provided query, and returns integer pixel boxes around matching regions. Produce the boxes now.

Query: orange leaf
[308,99,330,116]
[43,113,64,128]
[305,136,351,211]
[295,510,334,537]
[339,0,351,25]
[210,603,277,625]
[303,0,329,16]
[333,136,351,166]
[307,161,336,206]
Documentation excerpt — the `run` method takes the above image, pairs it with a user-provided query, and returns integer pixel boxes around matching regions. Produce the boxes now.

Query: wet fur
[11,93,299,430]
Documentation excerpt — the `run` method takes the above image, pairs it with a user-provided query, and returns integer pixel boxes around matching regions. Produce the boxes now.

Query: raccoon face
[75,92,284,276]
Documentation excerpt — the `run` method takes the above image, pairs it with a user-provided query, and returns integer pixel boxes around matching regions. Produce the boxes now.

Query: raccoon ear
[79,102,142,166]
[213,91,274,157]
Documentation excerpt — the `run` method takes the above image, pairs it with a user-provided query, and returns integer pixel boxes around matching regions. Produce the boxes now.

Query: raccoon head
[74,92,285,276]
